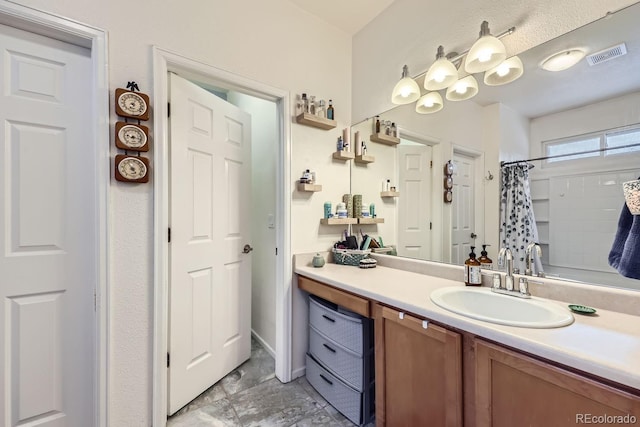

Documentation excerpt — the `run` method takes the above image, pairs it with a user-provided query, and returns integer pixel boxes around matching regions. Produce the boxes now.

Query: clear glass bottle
[318,100,326,118]
[385,120,391,135]
[309,95,316,115]
[302,93,309,114]
[391,122,397,137]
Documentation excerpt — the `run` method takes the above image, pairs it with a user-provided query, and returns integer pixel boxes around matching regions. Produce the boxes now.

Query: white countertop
[295,261,640,390]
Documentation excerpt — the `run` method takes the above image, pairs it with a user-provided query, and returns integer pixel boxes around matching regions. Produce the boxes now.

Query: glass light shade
[484,56,524,86]
[465,33,507,74]
[424,58,458,91]
[391,65,420,104]
[540,49,585,72]
[415,92,443,114]
[445,75,479,101]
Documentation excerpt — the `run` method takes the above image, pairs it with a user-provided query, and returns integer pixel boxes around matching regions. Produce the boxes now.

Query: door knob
[470,233,477,239]
[243,244,254,254]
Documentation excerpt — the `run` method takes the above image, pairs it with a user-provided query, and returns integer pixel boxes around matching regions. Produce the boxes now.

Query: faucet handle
[519,277,530,296]
[492,273,502,289]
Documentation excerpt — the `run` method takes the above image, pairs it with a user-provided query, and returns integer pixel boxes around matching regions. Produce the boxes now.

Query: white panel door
[397,144,432,259]
[451,153,476,264]
[169,73,252,414]
[0,24,95,426]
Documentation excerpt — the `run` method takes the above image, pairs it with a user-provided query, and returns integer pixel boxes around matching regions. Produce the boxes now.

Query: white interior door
[0,24,95,426]
[397,143,432,259]
[168,73,252,414]
[451,153,476,264]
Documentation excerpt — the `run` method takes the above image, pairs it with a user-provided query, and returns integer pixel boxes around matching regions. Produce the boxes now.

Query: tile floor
[167,338,357,426]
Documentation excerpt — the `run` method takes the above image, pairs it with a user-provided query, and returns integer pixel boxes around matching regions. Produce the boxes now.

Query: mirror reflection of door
[451,152,476,264]
[397,143,432,259]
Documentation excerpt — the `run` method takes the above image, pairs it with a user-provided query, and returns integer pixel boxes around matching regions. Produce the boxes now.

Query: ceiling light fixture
[391,64,421,104]
[446,75,479,101]
[415,92,443,114]
[484,56,524,86]
[424,46,459,91]
[540,49,586,72]
[465,21,507,73]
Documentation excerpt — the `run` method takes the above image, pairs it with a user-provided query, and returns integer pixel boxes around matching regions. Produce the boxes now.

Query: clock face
[118,92,147,116]
[118,124,147,148]
[118,157,148,180]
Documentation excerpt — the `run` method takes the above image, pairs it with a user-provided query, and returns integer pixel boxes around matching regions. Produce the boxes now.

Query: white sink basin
[430,287,574,328]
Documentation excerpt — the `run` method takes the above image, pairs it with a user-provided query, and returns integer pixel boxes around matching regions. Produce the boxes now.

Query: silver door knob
[470,232,477,239]
[243,244,254,254]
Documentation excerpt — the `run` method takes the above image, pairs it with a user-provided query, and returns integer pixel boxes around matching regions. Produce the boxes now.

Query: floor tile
[221,345,276,396]
[172,382,227,417]
[167,398,240,427]
[286,408,345,426]
[229,377,318,427]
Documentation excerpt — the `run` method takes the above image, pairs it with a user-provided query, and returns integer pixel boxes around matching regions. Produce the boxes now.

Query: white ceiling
[288,0,395,34]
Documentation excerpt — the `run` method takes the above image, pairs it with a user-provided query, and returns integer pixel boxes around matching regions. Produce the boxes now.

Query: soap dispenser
[464,246,482,286]
[478,244,493,270]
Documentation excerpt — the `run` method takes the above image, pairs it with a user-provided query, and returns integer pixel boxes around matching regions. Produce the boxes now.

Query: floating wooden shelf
[296,113,337,130]
[320,218,358,225]
[332,151,354,161]
[380,191,400,198]
[354,154,375,164]
[358,217,384,224]
[370,133,400,146]
[297,183,322,192]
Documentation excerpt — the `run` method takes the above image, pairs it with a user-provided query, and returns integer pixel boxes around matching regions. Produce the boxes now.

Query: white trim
[292,366,306,380]
[0,3,110,426]
[251,330,275,359]
[152,47,292,426]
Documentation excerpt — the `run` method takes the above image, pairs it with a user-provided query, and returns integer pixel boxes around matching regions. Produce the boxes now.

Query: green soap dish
[568,304,597,315]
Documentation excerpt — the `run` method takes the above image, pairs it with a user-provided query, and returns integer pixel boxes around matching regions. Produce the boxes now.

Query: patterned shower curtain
[499,163,543,273]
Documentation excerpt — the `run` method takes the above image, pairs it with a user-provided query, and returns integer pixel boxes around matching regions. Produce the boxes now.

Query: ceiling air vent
[586,43,627,66]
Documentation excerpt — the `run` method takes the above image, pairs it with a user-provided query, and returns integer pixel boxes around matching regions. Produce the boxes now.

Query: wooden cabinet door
[373,303,463,427]
[475,339,640,427]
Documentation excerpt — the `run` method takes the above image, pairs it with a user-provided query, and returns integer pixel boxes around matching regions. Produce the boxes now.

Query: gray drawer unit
[306,354,374,426]
[309,325,363,391]
[309,295,364,355]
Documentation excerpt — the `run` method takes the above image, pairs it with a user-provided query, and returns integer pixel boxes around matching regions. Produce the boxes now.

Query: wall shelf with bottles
[380,191,400,198]
[370,133,400,146]
[358,217,384,224]
[354,154,375,164]
[320,218,358,225]
[297,183,322,192]
[296,113,336,130]
[332,151,354,161]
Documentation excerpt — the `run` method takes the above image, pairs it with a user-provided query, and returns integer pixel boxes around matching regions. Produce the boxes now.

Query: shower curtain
[499,163,543,273]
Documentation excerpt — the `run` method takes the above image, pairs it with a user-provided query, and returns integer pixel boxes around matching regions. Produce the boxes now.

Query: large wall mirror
[350,2,640,291]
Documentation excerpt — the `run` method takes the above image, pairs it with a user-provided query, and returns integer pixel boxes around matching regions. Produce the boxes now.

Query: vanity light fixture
[540,49,586,72]
[445,75,479,101]
[424,46,459,91]
[484,55,524,86]
[415,92,443,114]
[391,64,421,104]
[465,21,507,73]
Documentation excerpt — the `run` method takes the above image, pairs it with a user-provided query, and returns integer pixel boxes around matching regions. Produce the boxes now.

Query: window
[543,124,640,165]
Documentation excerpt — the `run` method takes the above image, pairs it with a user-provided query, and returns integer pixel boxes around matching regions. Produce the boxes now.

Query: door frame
[0,3,110,426]
[152,47,292,425]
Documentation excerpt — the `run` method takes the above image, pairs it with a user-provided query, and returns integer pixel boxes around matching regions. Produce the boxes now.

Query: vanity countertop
[295,260,640,391]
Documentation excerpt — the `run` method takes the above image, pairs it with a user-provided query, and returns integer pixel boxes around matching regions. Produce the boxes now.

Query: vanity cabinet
[474,339,640,427]
[373,303,463,427]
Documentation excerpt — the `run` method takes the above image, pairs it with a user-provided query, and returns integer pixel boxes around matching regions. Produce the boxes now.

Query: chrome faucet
[494,247,530,299]
[525,242,544,277]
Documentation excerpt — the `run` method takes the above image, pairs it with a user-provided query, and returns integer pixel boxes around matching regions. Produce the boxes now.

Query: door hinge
[168,227,171,243]
[430,160,433,168]
[94,292,97,311]
[275,247,278,255]
[430,221,433,230]
[167,102,171,118]
[167,353,170,368]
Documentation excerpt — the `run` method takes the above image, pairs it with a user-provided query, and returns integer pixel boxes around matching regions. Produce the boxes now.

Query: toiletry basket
[332,248,371,266]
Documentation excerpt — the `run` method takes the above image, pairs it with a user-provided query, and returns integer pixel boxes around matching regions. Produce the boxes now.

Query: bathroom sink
[430,287,574,328]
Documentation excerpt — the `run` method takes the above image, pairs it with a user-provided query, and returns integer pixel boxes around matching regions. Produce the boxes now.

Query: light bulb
[423,99,434,108]
[496,63,510,77]
[400,87,412,98]
[455,84,467,95]
[434,71,446,83]
[478,50,492,63]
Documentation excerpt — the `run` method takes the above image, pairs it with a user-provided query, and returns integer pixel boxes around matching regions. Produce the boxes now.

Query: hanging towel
[608,202,640,279]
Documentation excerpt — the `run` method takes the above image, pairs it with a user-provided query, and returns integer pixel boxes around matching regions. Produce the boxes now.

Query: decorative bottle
[478,244,493,270]
[464,246,482,286]
[327,99,334,120]
[391,122,397,137]
[302,93,309,113]
[375,116,380,133]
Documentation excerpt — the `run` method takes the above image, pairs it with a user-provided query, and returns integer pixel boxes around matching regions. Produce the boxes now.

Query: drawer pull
[323,343,336,353]
[319,374,333,386]
[322,314,336,323]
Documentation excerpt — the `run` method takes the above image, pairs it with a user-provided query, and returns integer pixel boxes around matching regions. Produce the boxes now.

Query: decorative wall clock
[115,122,149,151]
[115,87,150,120]
[114,154,150,183]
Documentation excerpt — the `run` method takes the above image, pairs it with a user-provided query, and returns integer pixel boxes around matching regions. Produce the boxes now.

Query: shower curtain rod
[501,141,640,167]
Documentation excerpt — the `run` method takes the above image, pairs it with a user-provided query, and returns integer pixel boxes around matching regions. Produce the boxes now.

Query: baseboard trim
[251,329,276,359]
[292,366,306,380]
